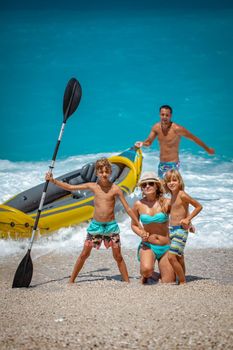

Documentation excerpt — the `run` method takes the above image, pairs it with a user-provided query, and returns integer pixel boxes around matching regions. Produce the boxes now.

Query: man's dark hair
[159,105,173,114]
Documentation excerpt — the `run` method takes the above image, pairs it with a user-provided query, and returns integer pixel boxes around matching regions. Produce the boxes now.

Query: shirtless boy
[45,158,147,283]
[164,169,203,283]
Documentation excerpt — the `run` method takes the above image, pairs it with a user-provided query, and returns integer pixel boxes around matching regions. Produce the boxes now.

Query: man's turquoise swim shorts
[158,161,180,179]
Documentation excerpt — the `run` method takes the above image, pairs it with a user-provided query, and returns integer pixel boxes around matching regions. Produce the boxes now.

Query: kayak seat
[115,166,130,185]
[80,163,97,182]
[79,162,121,183]
[109,164,121,182]
[70,163,122,199]
[69,163,96,199]
[69,175,83,185]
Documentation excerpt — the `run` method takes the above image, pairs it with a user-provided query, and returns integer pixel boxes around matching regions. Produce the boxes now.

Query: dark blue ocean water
[1,1,233,253]
[0,1,233,161]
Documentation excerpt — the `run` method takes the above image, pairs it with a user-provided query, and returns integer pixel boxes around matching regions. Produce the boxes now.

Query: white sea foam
[0,150,233,258]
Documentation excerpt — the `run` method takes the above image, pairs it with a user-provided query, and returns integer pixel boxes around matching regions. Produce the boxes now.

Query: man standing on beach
[135,105,215,178]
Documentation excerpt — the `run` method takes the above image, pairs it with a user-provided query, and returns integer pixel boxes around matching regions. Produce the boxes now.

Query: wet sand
[1,248,233,349]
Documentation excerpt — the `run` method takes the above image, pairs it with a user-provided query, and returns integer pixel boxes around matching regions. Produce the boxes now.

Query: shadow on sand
[30,268,110,287]
[30,270,209,287]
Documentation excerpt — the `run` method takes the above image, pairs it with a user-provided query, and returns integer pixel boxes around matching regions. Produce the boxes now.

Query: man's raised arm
[177,125,215,155]
[135,125,158,148]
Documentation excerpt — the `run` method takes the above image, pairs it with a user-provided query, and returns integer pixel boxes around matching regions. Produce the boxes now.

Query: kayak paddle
[12,77,82,288]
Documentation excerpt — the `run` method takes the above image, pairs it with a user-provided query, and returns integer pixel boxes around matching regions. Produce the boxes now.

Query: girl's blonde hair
[163,169,185,193]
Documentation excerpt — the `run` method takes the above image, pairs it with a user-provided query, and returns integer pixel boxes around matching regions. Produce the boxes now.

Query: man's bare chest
[157,129,180,145]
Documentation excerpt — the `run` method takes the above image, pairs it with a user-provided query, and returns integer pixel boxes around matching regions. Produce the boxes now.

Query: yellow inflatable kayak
[0,148,142,239]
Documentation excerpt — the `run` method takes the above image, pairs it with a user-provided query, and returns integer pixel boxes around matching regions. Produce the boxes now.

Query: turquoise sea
[0,1,233,255]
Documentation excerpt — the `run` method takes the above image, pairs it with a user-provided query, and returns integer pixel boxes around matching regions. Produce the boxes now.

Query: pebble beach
[1,248,233,349]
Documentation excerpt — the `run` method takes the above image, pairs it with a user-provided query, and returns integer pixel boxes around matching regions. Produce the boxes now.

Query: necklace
[161,121,172,136]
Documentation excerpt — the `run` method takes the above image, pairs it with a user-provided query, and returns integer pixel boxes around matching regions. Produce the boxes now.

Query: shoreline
[1,248,233,349]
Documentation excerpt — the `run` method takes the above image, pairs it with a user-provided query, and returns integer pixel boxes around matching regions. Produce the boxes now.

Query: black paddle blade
[12,250,33,288]
[63,77,82,122]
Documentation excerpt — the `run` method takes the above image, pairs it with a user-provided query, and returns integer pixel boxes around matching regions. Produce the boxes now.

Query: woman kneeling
[131,172,175,284]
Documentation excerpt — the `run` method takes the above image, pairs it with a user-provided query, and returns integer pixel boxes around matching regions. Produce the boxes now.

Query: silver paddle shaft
[28,122,66,250]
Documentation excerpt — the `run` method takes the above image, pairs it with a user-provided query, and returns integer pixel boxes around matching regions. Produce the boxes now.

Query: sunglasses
[141,181,156,189]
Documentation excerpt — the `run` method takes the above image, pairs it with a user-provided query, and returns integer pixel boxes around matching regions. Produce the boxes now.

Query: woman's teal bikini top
[140,212,168,225]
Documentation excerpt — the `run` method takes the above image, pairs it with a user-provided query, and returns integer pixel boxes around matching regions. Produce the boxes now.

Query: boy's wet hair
[163,169,185,192]
[159,105,173,114]
[95,158,112,173]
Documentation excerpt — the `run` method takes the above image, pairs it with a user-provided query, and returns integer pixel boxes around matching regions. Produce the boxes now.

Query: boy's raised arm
[45,172,92,191]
